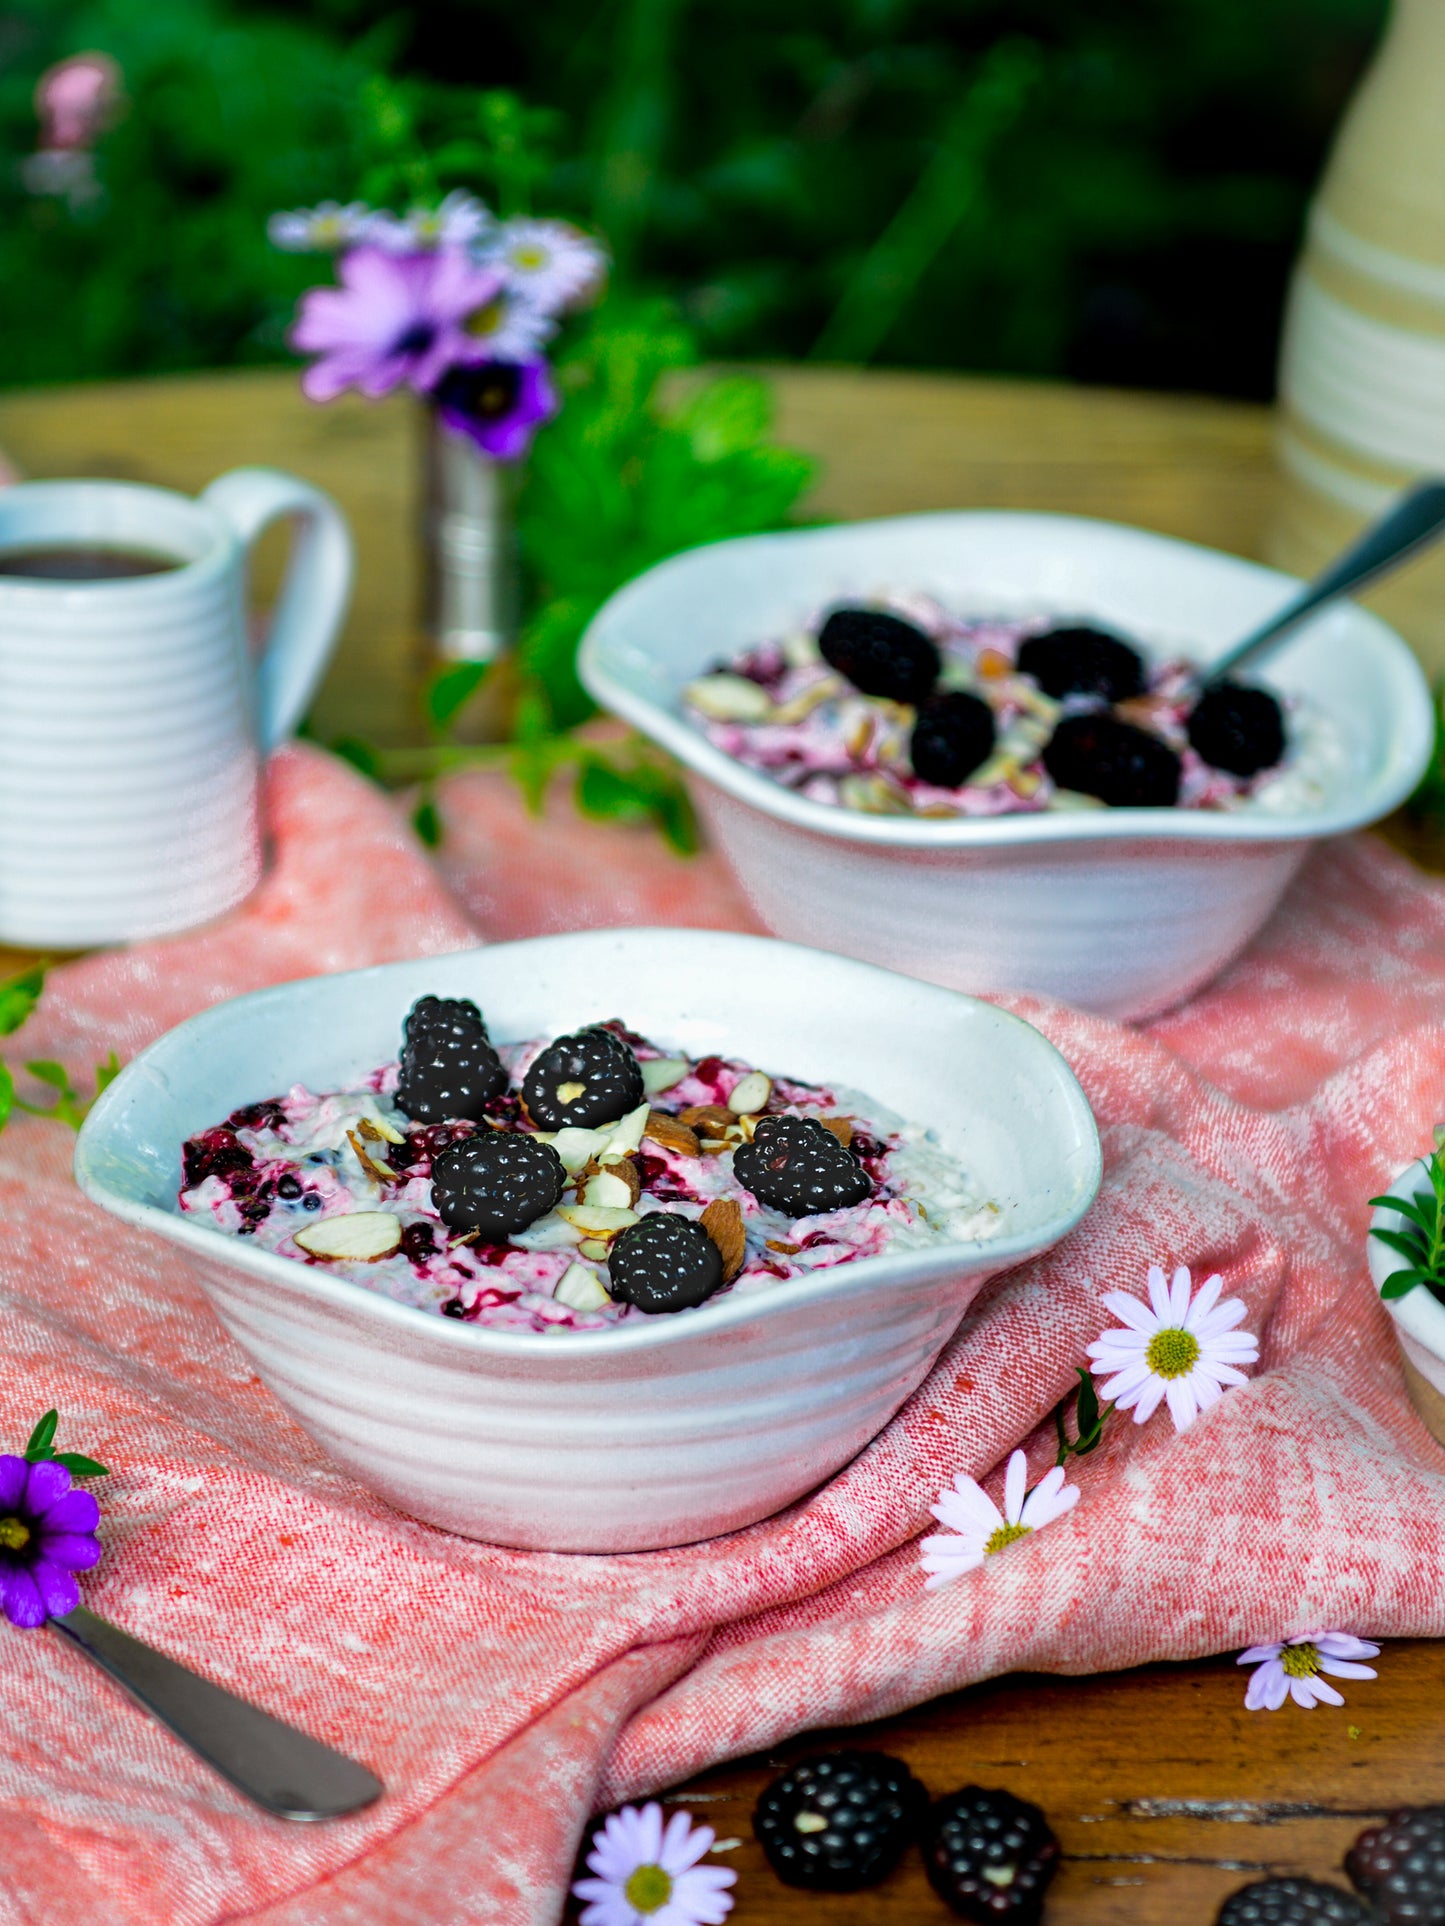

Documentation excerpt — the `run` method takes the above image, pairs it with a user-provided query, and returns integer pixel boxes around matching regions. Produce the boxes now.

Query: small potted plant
[1367,1130,1445,1446]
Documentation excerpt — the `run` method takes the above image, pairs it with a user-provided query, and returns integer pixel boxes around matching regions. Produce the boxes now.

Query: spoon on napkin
[51,1607,384,1820]
[1203,476,1445,687]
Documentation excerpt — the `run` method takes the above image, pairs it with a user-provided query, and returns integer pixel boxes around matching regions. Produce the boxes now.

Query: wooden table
[2,366,1438,1923]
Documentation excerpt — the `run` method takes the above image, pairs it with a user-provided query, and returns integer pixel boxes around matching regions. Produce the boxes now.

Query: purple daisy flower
[0,1454,102,1629]
[433,359,560,462]
[289,245,506,404]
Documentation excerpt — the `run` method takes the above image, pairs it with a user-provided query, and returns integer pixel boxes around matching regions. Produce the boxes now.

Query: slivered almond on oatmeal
[644,1111,701,1158]
[678,1104,735,1138]
[819,1116,854,1148]
[700,1199,746,1282]
[346,1128,396,1186]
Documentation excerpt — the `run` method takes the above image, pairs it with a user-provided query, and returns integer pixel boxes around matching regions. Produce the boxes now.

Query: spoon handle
[51,1606,383,1821]
[1208,476,1445,685]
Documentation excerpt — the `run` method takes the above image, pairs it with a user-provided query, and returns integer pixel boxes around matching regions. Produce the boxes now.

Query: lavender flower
[289,245,505,403]
[0,1455,101,1629]
[268,201,376,253]
[434,360,559,462]
[482,217,607,313]
[368,190,492,253]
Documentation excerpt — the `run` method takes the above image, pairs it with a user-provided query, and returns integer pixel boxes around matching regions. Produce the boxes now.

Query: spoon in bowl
[1204,476,1445,689]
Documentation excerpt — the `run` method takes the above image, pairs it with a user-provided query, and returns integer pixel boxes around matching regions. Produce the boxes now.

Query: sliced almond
[700,1198,746,1282]
[554,1262,613,1313]
[819,1115,853,1149]
[598,1102,650,1163]
[583,1167,637,1211]
[578,1238,612,1260]
[685,673,773,722]
[557,1203,641,1238]
[645,1111,702,1158]
[727,1071,771,1116]
[769,681,834,725]
[450,1228,481,1248]
[551,1126,608,1173]
[702,1141,730,1157]
[679,1104,734,1139]
[356,1114,404,1147]
[346,1129,397,1186]
[640,1056,689,1097]
[767,1238,802,1255]
[294,1212,402,1262]
[555,1080,587,1104]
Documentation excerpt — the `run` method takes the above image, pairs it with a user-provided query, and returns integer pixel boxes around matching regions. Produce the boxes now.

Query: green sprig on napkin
[0,964,120,1137]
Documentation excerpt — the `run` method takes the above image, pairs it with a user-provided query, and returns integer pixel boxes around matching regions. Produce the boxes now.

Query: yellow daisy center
[1145,1327,1200,1380]
[465,298,505,338]
[984,1521,1031,1556]
[510,243,549,269]
[1280,1642,1321,1679]
[0,1516,30,1552]
[623,1864,673,1912]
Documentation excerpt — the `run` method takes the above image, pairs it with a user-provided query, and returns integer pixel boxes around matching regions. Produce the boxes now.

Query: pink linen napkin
[4,743,1445,1926]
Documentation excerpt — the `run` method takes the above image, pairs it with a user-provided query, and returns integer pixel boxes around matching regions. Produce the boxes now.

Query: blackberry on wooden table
[753,1750,927,1892]
[922,1785,1060,1922]
[1346,1804,1445,1923]
[429,1132,566,1241]
[1016,625,1146,703]
[607,1212,723,1314]
[1216,1877,1376,1925]
[910,691,997,788]
[1187,680,1286,778]
[522,1027,644,1129]
[396,994,507,1123]
[1042,711,1182,807]
[733,1115,872,1217]
[818,606,941,706]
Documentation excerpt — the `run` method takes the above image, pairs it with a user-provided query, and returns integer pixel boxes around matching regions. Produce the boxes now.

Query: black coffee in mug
[0,543,183,580]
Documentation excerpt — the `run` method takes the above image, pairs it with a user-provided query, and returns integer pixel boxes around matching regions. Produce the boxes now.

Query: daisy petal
[1100,1291,1161,1334]
[1169,1265,1192,1322]
[1002,1450,1027,1526]
[1262,1663,1290,1711]
[1316,1634,1381,1661]
[1238,1644,1284,1666]
[1184,1273,1223,1325]
[1164,1377,1199,1433]
[1318,1659,1377,1682]
[1147,1264,1172,1321]
[1130,1377,1168,1424]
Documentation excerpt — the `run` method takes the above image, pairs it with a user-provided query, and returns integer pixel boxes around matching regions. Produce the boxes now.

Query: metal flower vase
[420,401,518,678]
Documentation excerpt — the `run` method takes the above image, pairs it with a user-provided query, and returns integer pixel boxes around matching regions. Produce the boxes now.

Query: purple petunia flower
[433,359,560,462]
[0,1454,102,1629]
[289,245,506,404]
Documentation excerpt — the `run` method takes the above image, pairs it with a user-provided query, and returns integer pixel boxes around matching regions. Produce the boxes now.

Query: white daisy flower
[368,190,494,253]
[458,282,557,361]
[1238,1631,1380,1711]
[572,1802,736,1926]
[919,1448,1080,1591]
[1086,1264,1259,1434]
[267,200,375,253]
[481,216,608,313]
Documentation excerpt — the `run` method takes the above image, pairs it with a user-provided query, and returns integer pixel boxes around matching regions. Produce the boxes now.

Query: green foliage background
[0,0,1388,399]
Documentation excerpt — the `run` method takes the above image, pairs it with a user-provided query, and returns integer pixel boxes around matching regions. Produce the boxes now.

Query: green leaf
[52,1452,109,1477]
[0,1062,12,1135]
[94,1052,122,1098]
[0,964,45,1038]
[425,660,491,736]
[412,793,443,848]
[575,760,652,824]
[24,1409,59,1460]
[1075,1365,1100,1440]
[653,783,699,857]
[1371,1226,1430,1265]
[1381,1269,1424,1300]
[24,1060,70,1092]
[1369,1192,1438,1237]
[331,734,385,782]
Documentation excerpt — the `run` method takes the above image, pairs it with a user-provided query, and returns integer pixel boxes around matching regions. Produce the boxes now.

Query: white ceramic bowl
[75,930,1100,1552]
[1368,1157,1445,1451]
[578,511,1434,1020]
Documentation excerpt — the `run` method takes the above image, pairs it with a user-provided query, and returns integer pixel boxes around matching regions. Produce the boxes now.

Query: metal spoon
[1206,476,1445,687]
[51,1606,384,1820]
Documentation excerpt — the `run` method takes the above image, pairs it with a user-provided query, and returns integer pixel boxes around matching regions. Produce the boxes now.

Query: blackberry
[754,1750,926,1892]
[1187,681,1286,778]
[396,996,506,1124]
[818,607,941,706]
[923,1786,1060,1923]
[1042,712,1181,807]
[1016,625,1145,703]
[1217,1877,1375,1925]
[607,1212,724,1314]
[1346,1804,1445,1923]
[910,692,997,788]
[181,1127,253,1190]
[429,1131,566,1241]
[522,1027,644,1130]
[733,1115,872,1218]
[399,1221,437,1264]
[226,1098,286,1133]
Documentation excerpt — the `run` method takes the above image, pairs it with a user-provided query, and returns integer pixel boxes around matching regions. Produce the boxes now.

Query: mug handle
[201,467,354,753]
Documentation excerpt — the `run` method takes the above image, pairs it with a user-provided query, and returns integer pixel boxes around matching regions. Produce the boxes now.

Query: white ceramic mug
[0,469,353,947]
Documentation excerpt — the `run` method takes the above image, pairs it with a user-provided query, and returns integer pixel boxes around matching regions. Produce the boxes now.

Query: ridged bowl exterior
[75,931,1102,1552]
[578,512,1432,1020]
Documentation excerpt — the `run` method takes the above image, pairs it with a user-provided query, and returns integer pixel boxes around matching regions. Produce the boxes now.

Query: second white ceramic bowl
[75,930,1101,1552]
[579,512,1434,1019]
